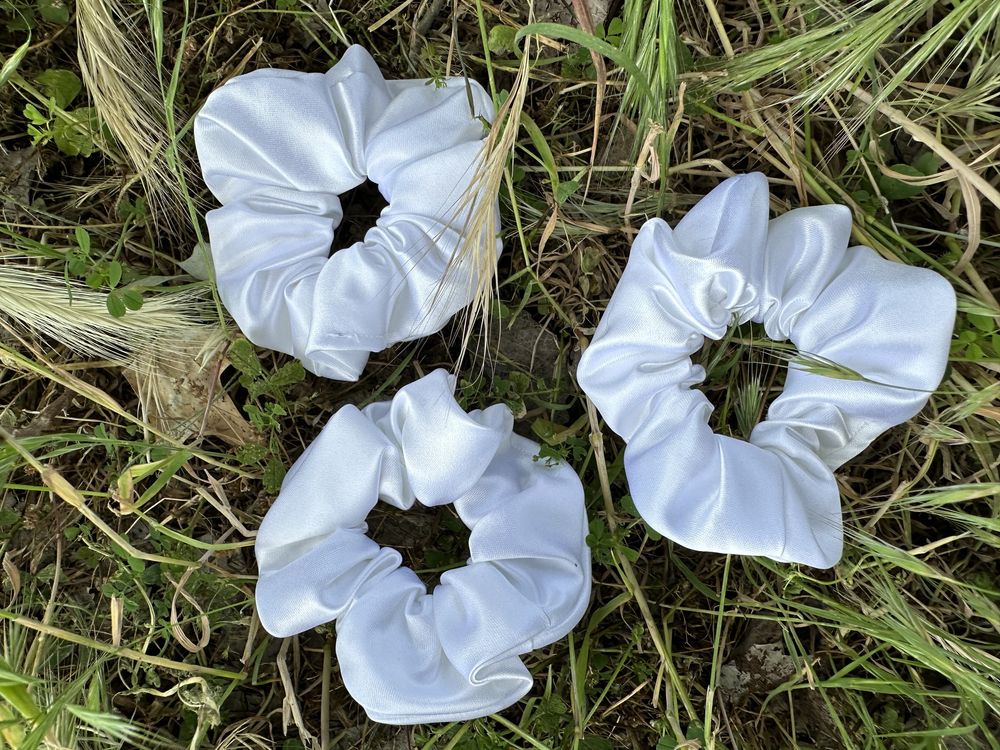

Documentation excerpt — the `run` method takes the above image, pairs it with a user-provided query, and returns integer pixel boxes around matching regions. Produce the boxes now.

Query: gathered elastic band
[194,45,500,381]
[578,173,954,568]
[254,370,592,724]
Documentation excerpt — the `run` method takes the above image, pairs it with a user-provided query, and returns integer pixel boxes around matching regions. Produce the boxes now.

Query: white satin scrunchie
[254,369,591,724]
[194,45,499,381]
[577,173,955,569]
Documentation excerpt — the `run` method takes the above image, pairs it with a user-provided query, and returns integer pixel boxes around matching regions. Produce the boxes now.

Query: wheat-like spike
[448,39,536,372]
[0,260,214,360]
[76,0,190,219]
[395,40,533,377]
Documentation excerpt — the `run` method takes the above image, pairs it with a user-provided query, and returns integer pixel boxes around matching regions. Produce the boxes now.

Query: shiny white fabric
[254,370,591,724]
[194,46,499,381]
[577,173,955,568]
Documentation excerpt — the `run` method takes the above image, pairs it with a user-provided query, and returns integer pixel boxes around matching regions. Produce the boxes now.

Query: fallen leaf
[125,328,256,446]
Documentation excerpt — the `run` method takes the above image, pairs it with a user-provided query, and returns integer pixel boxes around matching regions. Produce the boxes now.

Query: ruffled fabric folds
[254,370,591,724]
[194,45,500,381]
[577,173,955,568]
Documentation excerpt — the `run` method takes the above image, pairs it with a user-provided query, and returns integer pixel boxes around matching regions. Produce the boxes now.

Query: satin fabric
[254,370,591,724]
[577,173,955,568]
[194,45,500,381]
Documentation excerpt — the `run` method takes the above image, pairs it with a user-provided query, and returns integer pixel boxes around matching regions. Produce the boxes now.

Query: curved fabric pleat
[577,173,955,568]
[194,45,500,381]
[254,370,592,724]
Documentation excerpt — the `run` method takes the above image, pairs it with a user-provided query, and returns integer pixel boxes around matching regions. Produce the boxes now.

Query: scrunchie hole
[695,322,798,440]
[329,179,388,253]
[367,502,471,587]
